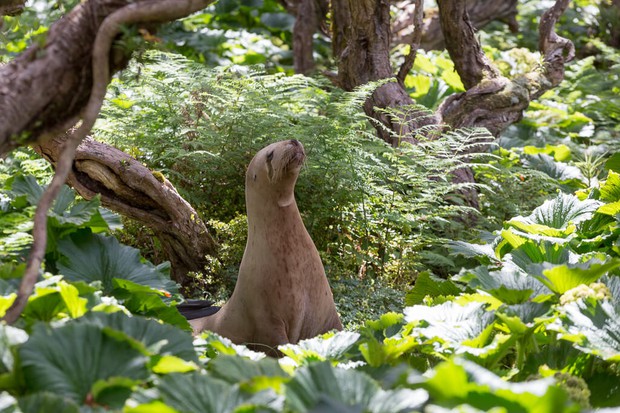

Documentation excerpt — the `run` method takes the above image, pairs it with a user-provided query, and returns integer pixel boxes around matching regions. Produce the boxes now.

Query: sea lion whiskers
[267,140,306,183]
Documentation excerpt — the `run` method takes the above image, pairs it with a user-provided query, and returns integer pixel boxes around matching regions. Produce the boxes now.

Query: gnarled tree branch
[437,0,501,89]
[392,0,519,51]
[35,136,217,291]
[2,0,216,324]
[437,0,574,136]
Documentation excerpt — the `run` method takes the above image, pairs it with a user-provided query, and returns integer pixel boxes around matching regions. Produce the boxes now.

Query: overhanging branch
[2,0,216,324]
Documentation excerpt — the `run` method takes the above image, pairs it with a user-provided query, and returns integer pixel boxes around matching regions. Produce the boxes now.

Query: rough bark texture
[279,0,328,74]
[0,0,134,156]
[0,0,26,16]
[392,0,519,50]
[437,0,574,136]
[396,0,424,84]
[35,136,217,291]
[332,0,435,146]
[437,0,501,89]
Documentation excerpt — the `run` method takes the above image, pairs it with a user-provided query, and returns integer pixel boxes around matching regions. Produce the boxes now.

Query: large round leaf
[156,372,281,413]
[76,312,197,362]
[285,361,427,413]
[17,393,80,413]
[19,322,149,403]
[57,231,177,295]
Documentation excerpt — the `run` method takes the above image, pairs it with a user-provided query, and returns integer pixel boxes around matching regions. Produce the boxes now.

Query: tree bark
[35,135,217,292]
[436,0,574,136]
[0,0,134,156]
[331,0,436,146]
[278,0,328,74]
[1,0,217,324]
[0,0,26,16]
[392,0,519,50]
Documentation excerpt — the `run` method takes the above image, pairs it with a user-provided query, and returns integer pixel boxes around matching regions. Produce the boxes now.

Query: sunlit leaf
[533,259,620,294]
[551,298,620,361]
[279,331,360,363]
[405,272,463,305]
[76,312,197,362]
[599,171,620,202]
[508,193,601,232]
[455,266,550,304]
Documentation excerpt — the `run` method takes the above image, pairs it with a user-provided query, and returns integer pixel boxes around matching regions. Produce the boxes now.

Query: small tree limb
[436,0,501,89]
[396,0,424,85]
[535,0,574,96]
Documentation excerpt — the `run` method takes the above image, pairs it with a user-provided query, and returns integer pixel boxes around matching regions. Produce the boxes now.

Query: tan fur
[190,140,342,353]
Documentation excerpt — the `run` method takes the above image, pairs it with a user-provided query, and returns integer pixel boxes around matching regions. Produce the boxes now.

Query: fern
[96,52,504,287]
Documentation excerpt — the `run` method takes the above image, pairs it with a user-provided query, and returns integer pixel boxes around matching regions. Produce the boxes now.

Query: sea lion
[190,139,342,352]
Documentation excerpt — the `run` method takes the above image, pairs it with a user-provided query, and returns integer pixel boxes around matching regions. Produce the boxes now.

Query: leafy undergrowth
[2,153,620,411]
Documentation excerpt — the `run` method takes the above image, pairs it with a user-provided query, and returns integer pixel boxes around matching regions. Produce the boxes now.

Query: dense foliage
[1,0,620,412]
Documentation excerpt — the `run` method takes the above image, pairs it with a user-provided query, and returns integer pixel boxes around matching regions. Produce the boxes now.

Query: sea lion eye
[266,150,274,162]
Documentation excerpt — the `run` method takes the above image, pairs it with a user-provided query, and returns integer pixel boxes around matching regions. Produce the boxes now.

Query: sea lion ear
[253,173,257,181]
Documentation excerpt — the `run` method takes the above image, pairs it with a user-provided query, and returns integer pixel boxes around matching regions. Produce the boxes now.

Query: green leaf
[522,153,583,182]
[404,302,496,352]
[57,230,177,295]
[150,355,197,374]
[449,240,498,263]
[0,294,16,319]
[605,152,620,173]
[424,359,570,412]
[125,400,179,413]
[599,171,620,202]
[76,312,197,362]
[19,322,149,403]
[208,354,286,385]
[156,373,280,413]
[534,259,620,294]
[0,325,28,373]
[507,240,573,269]
[597,200,620,216]
[57,281,87,318]
[9,175,43,206]
[285,362,427,413]
[111,279,190,330]
[523,144,571,162]
[455,266,550,304]
[498,302,552,327]
[278,331,361,363]
[17,393,80,413]
[551,298,620,361]
[405,271,462,305]
[508,193,601,232]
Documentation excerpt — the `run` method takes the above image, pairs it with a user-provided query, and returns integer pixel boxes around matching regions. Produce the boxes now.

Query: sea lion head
[246,140,306,207]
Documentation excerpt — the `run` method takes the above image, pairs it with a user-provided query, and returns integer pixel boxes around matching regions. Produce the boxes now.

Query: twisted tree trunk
[329,0,574,210]
[331,0,435,146]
